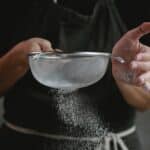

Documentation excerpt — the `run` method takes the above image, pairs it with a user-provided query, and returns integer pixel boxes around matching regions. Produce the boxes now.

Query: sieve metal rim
[28,51,111,60]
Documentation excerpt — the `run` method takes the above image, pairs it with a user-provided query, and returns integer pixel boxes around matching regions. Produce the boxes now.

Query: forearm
[115,79,150,111]
[0,52,27,96]
[0,38,53,96]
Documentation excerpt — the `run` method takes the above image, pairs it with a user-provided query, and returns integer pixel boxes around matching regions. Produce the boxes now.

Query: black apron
[1,0,141,149]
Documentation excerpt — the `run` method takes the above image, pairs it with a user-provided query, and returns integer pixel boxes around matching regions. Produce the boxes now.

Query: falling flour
[50,88,108,150]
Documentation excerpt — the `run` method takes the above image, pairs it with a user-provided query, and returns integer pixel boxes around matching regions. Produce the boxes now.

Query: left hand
[112,22,150,91]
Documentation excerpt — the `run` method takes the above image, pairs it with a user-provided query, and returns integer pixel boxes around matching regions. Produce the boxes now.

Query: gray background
[0,97,149,149]
[136,111,150,150]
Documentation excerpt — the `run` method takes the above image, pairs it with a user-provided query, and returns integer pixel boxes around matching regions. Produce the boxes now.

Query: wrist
[0,51,28,81]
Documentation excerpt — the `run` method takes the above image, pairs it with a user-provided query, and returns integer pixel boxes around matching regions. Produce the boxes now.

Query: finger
[38,40,53,52]
[135,52,150,61]
[136,71,150,85]
[142,82,150,92]
[139,44,150,53]
[126,22,150,40]
[27,38,53,52]
[131,61,150,72]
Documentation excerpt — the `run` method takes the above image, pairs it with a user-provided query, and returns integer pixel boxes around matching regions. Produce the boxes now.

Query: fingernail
[131,62,138,69]
[136,55,142,60]
[139,77,145,85]
[143,82,150,92]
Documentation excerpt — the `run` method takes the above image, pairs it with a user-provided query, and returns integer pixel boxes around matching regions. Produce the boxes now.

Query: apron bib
[57,0,126,52]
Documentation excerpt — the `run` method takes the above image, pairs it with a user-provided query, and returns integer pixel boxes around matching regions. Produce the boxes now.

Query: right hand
[112,23,150,91]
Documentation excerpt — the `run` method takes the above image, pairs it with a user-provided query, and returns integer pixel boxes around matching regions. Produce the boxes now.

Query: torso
[2,0,135,137]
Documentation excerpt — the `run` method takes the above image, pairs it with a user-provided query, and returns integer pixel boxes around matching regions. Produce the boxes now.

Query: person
[0,0,150,149]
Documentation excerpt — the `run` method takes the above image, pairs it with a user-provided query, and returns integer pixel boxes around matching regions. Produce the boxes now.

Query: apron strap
[5,120,136,150]
[96,126,136,150]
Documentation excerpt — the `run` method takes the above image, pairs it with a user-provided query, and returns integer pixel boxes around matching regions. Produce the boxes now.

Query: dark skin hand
[0,38,54,95]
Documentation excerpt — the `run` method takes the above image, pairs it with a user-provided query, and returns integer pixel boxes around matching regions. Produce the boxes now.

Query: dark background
[0,0,149,149]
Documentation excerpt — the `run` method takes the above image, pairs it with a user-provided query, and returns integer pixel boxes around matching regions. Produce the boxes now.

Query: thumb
[126,22,150,40]
[26,38,53,52]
